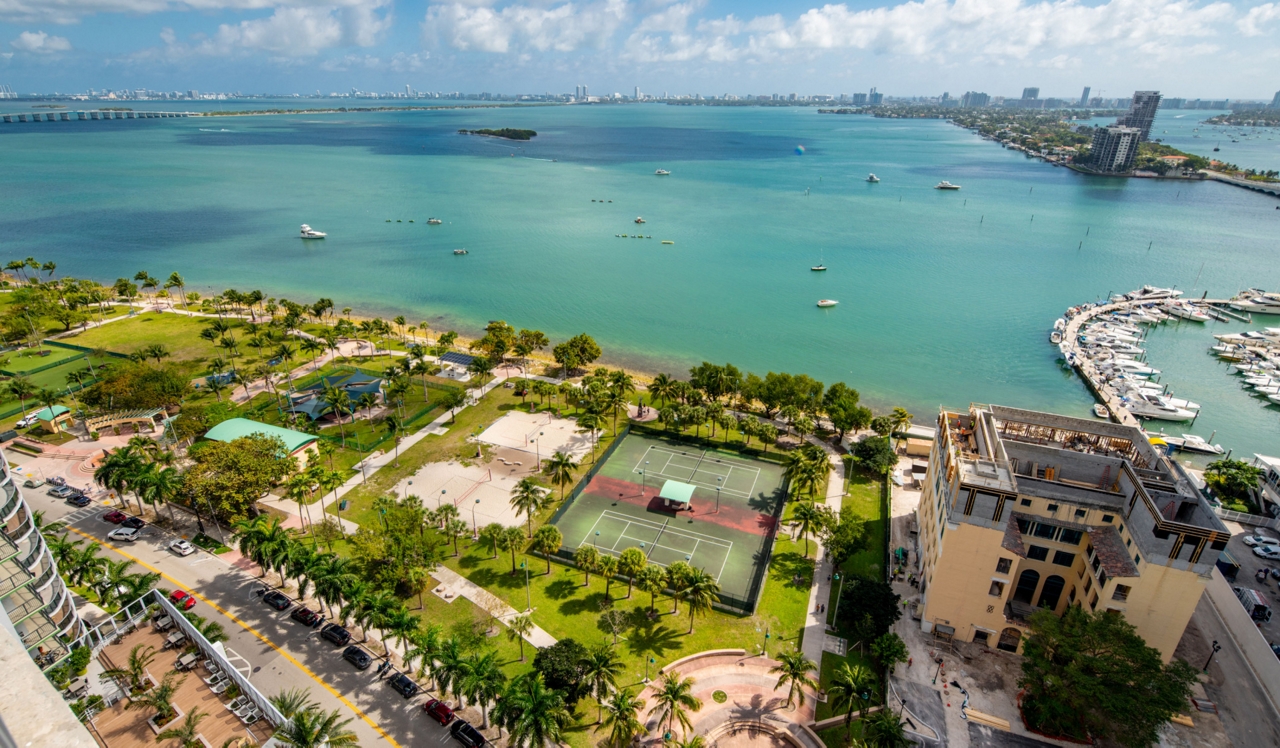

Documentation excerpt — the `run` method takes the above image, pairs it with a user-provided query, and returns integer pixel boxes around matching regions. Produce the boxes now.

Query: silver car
[107,527,140,542]
[169,539,196,557]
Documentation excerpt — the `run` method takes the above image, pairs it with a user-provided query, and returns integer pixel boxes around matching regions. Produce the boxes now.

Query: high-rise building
[960,91,990,108]
[868,87,883,105]
[1089,126,1141,172]
[634,86,641,100]
[1116,90,1161,141]
[851,93,868,105]
[914,404,1230,660]
[187,90,198,99]
[405,85,412,97]
[1270,90,1280,109]
[1022,87,1040,100]
[1079,87,1091,107]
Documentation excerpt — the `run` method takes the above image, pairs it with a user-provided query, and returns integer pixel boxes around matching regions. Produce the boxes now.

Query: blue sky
[2,0,1278,98]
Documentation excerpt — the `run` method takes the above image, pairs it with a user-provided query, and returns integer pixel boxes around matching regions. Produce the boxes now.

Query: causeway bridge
[1204,171,1280,198]
[1,110,194,123]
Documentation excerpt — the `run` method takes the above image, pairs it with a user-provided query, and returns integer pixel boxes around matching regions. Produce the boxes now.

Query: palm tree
[434,637,469,704]
[790,501,825,557]
[531,525,562,573]
[300,337,325,370]
[769,649,818,710]
[617,547,646,598]
[602,688,646,748]
[95,445,145,514]
[99,643,156,692]
[499,526,526,574]
[126,672,184,723]
[574,545,599,586]
[384,606,420,661]
[496,673,571,748]
[65,542,107,586]
[597,554,619,598]
[889,407,913,450]
[648,374,675,407]
[461,651,506,729]
[863,709,911,748]
[666,561,693,615]
[509,478,545,538]
[311,555,357,618]
[827,662,878,738]
[636,565,666,616]
[5,375,35,416]
[506,613,534,662]
[270,687,317,719]
[545,452,577,500]
[274,707,359,748]
[403,623,444,688]
[380,413,403,466]
[578,411,604,460]
[321,384,352,447]
[683,567,720,634]
[648,672,702,738]
[154,707,207,748]
[135,463,182,526]
[95,558,143,610]
[582,643,625,723]
[164,273,187,310]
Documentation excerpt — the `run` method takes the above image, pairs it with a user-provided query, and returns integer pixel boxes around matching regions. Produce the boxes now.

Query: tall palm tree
[321,384,352,447]
[790,501,824,558]
[496,673,571,748]
[545,452,577,500]
[769,649,818,710]
[889,407,913,450]
[94,445,146,514]
[126,672,184,723]
[863,709,911,748]
[135,462,183,526]
[274,706,359,748]
[309,555,357,619]
[636,565,666,616]
[403,624,444,689]
[683,568,720,634]
[433,637,469,704]
[827,662,878,738]
[94,558,140,610]
[509,478,545,538]
[597,554,619,598]
[5,375,36,416]
[154,707,207,748]
[164,273,187,310]
[499,525,526,574]
[648,374,675,407]
[506,613,534,662]
[582,643,625,723]
[99,643,156,692]
[602,688,646,748]
[384,606,420,661]
[461,651,506,729]
[381,413,403,466]
[648,672,702,738]
[531,525,562,573]
[269,688,317,719]
[574,545,600,586]
[617,547,646,598]
[300,337,325,370]
[65,542,107,586]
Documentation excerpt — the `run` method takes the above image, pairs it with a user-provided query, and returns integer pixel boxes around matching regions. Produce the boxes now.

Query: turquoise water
[1,103,1278,457]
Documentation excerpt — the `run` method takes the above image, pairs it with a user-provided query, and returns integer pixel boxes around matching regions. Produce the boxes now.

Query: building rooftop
[33,404,70,421]
[203,417,317,454]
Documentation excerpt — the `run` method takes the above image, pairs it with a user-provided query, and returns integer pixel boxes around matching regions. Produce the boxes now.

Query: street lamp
[1203,639,1222,672]
[833,571,844,620]
[535,431,544,469]
[715,476,723,513]
[763,627,771,657]
[594,531,601,549]
[520,560,532,611]
[641,460,650,495]
[438,489,446,510]
[404,480,412,500]
[644,656,656,683]
[471,498,480,538]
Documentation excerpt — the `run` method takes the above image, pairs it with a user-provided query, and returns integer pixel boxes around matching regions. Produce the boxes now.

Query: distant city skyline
[0,0,1278,97]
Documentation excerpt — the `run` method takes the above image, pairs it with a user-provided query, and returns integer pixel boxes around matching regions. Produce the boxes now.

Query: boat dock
[1,110,193,123]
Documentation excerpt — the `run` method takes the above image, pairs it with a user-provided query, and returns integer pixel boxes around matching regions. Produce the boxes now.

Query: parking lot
[1223,529,1280,646]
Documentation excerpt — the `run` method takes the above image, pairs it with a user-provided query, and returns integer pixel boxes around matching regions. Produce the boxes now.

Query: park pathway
[800,442,846,670]
[429,566,557,648]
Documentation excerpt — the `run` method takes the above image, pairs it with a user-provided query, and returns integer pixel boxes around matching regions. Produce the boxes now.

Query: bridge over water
[1,110,193,123]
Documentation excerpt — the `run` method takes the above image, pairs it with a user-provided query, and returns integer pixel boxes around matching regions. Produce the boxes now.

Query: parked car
[320,623,350,647]
[423,699,455,725]
[1271,643,1280,660]
[343,645,372,670]
[450,720,486,748]
[122,516,146,529]
[102,510,127,524]
[107,527,140,542]
[1243,534,1278,548]
[1255,547,1280,561]
[388,673,419,699]
[67,494,92,508]
[168,539,196,557]
[47,485,79,499]
[169,590,197,610]
[16,415,38,429]
[262,590,292,611]
[290,607,321,626]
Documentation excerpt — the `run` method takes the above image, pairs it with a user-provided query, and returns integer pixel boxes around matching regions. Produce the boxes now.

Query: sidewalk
[430,566,557,648]
[800,447,846,669]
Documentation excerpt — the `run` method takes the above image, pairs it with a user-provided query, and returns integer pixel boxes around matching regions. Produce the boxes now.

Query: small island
[458,128,537,140]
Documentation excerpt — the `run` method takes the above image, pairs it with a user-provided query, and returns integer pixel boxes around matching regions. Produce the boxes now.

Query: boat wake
[198,128,232,132]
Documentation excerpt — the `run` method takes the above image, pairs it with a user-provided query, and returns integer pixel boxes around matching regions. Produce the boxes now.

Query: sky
[1,0,1278,99]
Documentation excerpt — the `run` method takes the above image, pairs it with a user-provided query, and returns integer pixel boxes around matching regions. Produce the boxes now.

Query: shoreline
[197,103,559,118]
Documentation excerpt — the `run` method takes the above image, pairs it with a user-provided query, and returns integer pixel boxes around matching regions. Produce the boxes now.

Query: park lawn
[814,646,880,721]
[0,345,83,373]
[62,311,231,362]
[0,354,114,422]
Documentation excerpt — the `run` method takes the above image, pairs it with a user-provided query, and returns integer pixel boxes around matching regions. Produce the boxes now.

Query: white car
[15,415,37,429]
[107,527,140,543]
[1253,546,1280,560]
[1243,535,1279,548]
[168,539,195,557]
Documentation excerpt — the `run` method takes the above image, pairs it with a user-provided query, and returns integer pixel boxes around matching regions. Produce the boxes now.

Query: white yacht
[299,224,326,239]
[1123,398,1197,421]
[1164,303,1211,322]
[655,169,671,176]
[934,181,961,190]
[866,174,880,183]
[817,300,839,308]
[1178,434,1224,454]
[453,248,468,255]
[427,218,443,225]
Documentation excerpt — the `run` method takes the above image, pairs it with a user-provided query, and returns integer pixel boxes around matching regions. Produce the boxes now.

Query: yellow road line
[66,526,401,748]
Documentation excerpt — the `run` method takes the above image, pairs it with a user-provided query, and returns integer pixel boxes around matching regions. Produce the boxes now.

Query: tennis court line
[640,444,767,471]
[581,510,734,580]
[600,510,735,543]
[631,445,762,498]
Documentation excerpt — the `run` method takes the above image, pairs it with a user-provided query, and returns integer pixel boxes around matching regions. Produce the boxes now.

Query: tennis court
[549,430,788,613]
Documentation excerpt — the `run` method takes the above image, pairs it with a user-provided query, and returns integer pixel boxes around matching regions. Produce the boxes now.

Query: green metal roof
[659,480,696,505]
[204,418,317,453]
[33,405,70,422]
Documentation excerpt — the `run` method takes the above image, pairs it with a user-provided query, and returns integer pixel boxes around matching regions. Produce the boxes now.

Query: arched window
[997,627,1022,653]
[1013,569,1040,604]
[1037,575,1066,611]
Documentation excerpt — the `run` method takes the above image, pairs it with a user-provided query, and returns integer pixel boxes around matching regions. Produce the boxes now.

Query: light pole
[832,571,844,621]
[644,656,656,683]
[438,489,446,510]
[715,476,723,513]
[1203,639,1221,672]
[535,431,544,469]
[471,498,480,538]
[594,531,600,549]
[520,560,532,611]
[763,627,771,657]
[641,460,650,495]
[404,480,412,500]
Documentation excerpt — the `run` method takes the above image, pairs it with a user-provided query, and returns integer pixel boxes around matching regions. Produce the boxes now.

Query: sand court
[396,458,540,531]
[476,410,594,461]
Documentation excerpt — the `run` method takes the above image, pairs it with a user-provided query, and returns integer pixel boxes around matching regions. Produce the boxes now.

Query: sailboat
[811,250,827,271]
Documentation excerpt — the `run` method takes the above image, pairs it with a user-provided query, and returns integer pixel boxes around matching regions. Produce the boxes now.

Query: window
[1098,569,1108,586]
[1020,498,1032,507]
[989,581,1006,597]
[1047,504,1059,512]
[1075,508,1087,519]
[1134,554,1141,566]
[1060,529,1084,546]
[1028,545,1049,561]
[1086,543,1095,557]
[1084,576,1092,593]
[1102,514,1114,523]
[1032,523,1057,540]
[973,630,990,645]
[996,558,1012,574]
[1126,538,1132,548]
[1052,551,1076,567]
[1112,584,1131,602]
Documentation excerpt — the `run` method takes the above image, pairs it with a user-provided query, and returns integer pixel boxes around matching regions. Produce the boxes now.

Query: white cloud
[424,0,628,54]
[9,30,72,53]
[140,1,390,57]
[1238,2,1280,34]
[0,0,385,25]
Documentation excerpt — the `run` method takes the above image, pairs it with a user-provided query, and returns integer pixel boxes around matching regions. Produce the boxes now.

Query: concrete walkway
[429,566,557,648]
[800,447,846,669]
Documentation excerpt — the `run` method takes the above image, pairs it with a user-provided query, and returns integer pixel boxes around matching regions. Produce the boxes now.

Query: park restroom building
[913,404,1230,661]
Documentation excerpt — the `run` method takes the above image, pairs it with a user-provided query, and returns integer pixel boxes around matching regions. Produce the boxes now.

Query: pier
[0,110,193,124]
[1203,171,1280,198]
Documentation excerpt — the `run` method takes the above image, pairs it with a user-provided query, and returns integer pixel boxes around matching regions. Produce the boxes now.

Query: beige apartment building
[914,404,1230,661]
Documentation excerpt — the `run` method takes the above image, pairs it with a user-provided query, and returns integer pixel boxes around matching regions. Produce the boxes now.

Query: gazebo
[32,405,73,434]
[659,480,696,510]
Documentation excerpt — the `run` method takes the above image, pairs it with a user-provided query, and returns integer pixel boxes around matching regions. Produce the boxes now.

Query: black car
[262,590,292,611]
[450,720,486,748]
[121,516,146,529]
[290,607,321,626]
[388,673,419,698]
[343,645,372,670]
[67,494,92,508]
[320,623,350,646]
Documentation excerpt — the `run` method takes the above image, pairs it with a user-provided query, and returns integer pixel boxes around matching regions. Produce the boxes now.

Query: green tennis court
[549,430,788,613]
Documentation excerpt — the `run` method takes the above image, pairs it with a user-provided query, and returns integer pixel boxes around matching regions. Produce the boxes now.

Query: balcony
[4,517,33,545]
[19,532,45,571]
[1004,600,1038,627]
[0,480,18,522]
[17,609,58,650]
[0,553,34,598]
[2,583,49,624]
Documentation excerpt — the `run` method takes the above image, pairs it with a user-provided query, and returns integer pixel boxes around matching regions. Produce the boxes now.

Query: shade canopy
[658,480,696,506]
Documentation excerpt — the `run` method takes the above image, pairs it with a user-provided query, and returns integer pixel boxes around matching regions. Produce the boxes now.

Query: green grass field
[0,345,83,373]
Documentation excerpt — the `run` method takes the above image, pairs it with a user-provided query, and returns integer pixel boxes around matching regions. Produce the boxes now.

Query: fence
[1214,506,1280,531]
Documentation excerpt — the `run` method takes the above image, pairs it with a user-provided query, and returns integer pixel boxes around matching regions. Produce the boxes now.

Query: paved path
[429,566,557,648]
[800,446,846,669]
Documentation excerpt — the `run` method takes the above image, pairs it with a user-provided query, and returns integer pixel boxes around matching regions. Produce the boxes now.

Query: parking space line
[65,526,402,748]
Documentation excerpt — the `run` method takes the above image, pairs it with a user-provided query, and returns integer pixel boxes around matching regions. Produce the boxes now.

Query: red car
[423,698,454,725]
[102,510,127,524]
[169,590,197,611]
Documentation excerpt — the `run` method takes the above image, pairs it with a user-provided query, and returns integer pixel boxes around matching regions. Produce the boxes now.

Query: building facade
[914,405,1230,661]
[1116,90,1162,141]
[1089,125,1141,173]
[0,448,82,672]
[961,91,990,108]
[1271,91,1280,109]
[1079,87,1091,107]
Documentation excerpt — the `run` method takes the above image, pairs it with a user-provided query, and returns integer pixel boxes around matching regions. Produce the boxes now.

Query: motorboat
[1123,398,1197,421]
[811,265,827,272]
[661,240,674,245]
[655,169,671,176]
[934,181,961,190]
[299,224,326,239]
[1179,434,1224,454]
[427,218,443,225]
[1092,403,1109,418]
[817,300,839,308]
[1164,303,1211,322]
[1049,331,1063,344]
[634,217,646,224]
[453,249,468,255]
[1228,297,1280,314]
[866,174,880,183]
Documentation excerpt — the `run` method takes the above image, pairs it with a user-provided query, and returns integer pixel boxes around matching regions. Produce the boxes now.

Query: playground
[550,430,788,612]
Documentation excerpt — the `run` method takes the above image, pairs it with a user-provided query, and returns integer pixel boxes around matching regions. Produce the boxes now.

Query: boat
[453,249,468,255]
[426,218,443,225]
[1123,398,1197,421]
[934,181,961,190]
[1179,434,1224,455]
[661,240,674,245]
[1165,303,1211,322]
[817,300,839,308]
[634,217,646,224]
[1049,331,1063,344]
[299,224,326,239]
[811,265,827,272]
[866,174,880,183]
[1092,403,1109,418]
[655,169,670,176]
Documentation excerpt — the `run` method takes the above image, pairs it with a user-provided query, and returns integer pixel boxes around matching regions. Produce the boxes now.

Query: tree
[582,643,625,722]
[888,407,913,448]
[440,387,468,423]
[790,501,824,557]
[602,688,646,748]
[507,612,534,662]
[1204,458,1264,507]
[835,578,901,643]
[5,375,36,415]
[154,707,207,748]
[184,435,296,522]
[648,671,702,738]
[597,553,620,598]
[552,333,602,377]
[823,383,866,440]
[617,547,647,598]
[770,649,818,710]
[575,545,600,586]
[496,672,572,748]
[851,436,897,476]
[636,564,666,616]
[863,709,911,748]
[545,451,578,500]
[499,525,527,574]
[532,638,590,704]
[99,643,156,692]
[270,688,317,719]
[461,651,506,729]
[683,567,720,633]
[817,511,868,570]
[665,560,693,614]
[827,662,877,738]
[1018,606,1198,747]
[870,633,908,686]
[81,362,190,411]
[531,525,563,573]
[274,706,359,748]
[510,479,546,538]
[126,672,184,724]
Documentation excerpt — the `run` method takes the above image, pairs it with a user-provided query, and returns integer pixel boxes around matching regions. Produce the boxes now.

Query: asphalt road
[31,488,473,748]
